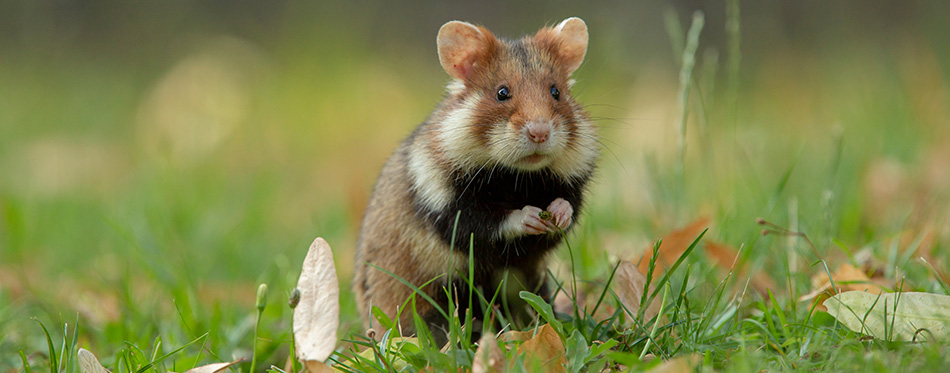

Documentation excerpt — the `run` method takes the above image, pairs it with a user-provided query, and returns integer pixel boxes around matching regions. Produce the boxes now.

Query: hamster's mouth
[521,153,547,165]
[510,149,554,170]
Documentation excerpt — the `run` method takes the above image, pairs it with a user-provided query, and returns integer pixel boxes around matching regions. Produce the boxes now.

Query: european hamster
[354,17,598,338]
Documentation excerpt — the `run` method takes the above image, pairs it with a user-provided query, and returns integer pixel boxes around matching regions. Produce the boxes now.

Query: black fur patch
[413,165,591,280]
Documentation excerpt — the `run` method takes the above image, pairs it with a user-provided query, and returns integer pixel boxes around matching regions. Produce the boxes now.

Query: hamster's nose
[526,121,551,144]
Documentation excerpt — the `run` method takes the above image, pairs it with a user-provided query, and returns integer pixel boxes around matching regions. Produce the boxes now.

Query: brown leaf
[648,354,701,373]
[614,260,660,322]
[302,360,334,373]
[180,359,244,373]
[704,240,776,295]
[473,332,506,373]
[78,349,111,373]
[294,237,340,363]
[552,286,615,322]
[639,218,710,279]
[800,263,886,310]
[517,324,565,373]
[499,329,536,343]
[703,240,739,270]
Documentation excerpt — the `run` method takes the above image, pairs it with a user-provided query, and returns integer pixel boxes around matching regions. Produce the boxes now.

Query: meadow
[2,1,950,371]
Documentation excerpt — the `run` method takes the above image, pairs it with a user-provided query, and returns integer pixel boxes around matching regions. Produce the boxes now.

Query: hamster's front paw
[501,205,555,239]
[546,198,573,230]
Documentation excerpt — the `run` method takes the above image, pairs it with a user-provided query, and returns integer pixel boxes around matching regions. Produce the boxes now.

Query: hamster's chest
[442,167,586,214]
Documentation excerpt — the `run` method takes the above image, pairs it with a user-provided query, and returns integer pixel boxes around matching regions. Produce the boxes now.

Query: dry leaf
[473,332,506,373]
[824,291,950,341]
[303,360,334,373]
[615,260,660,322]
[639,218,709,278]
[179,359,244,373]
[800,263,886,311]
[499,329,536,343]
[703,240,740,270]
[517,324,565,372]
[294,237,340,363]
[78,349,111,373]
[553,286,614,322]
[648,354,701,373]
[704,241,776,295]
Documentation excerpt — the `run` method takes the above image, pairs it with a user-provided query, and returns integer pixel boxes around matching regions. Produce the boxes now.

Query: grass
[3,3,950,372]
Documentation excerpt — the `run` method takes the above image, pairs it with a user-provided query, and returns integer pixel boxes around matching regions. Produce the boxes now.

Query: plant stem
[640,285,669,360]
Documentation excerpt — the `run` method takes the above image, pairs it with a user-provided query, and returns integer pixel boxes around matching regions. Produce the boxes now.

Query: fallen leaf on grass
[179,359,244,373]
[639,218,709,279]
[473,332,506,373]
[294,237,340,364]
[824,291,950,341]
[79,349,242,373]
[499,329,536,343]
[648,353,701,373]
[614,260,660,322]
[552,286,616,322]
[303,360,334,373]
[704,240,776,295]
[702,240,740,270]
[800,263,886,310]
[78,349,110,373]
[517,324,566,373]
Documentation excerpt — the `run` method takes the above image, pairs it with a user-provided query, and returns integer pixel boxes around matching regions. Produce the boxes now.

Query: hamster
[353,17,598,338]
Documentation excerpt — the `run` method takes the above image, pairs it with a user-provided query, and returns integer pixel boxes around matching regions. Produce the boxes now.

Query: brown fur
[352,126,468,328]
[354,18,597,336]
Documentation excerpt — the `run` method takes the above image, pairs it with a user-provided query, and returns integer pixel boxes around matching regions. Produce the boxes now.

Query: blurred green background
[2,0,950,366]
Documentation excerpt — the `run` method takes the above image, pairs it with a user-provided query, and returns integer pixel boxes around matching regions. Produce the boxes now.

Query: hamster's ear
[537,17,589,74]
[438,21,497,80]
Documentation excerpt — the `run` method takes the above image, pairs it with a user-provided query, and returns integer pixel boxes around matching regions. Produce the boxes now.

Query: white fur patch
[494,132,552,171]
[437,95,492,172]
[548,117,598,181]
[407,142,454,212]
[445,80,466,96]
[499,208,527,240]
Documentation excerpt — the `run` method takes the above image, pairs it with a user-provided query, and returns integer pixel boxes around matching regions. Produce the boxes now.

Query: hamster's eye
[550,85,560,100]
[496,86,511,101]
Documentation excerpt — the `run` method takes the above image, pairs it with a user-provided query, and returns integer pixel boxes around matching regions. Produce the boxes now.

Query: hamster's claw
[546,198,573,230]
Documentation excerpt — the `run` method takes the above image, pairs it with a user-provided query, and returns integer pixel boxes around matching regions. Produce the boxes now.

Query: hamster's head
[434,17,598,180]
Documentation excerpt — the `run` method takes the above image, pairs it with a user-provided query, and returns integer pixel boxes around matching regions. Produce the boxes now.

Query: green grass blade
[58,323,68,373]
[649,228,708,302]
[134,332,209,373]
[368,263,448,321]
[767,289,790,338]
[663,7,684,60]
[518,291,564,336]
[591,261,622,317]
[639,239,662,321]
[32,319,58,373]
[468,232,474,339]
[19,350,32,373]
[371,305,395,330]
[67,318,80,373]
[675,10,705,188]
[726,0,741,125]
